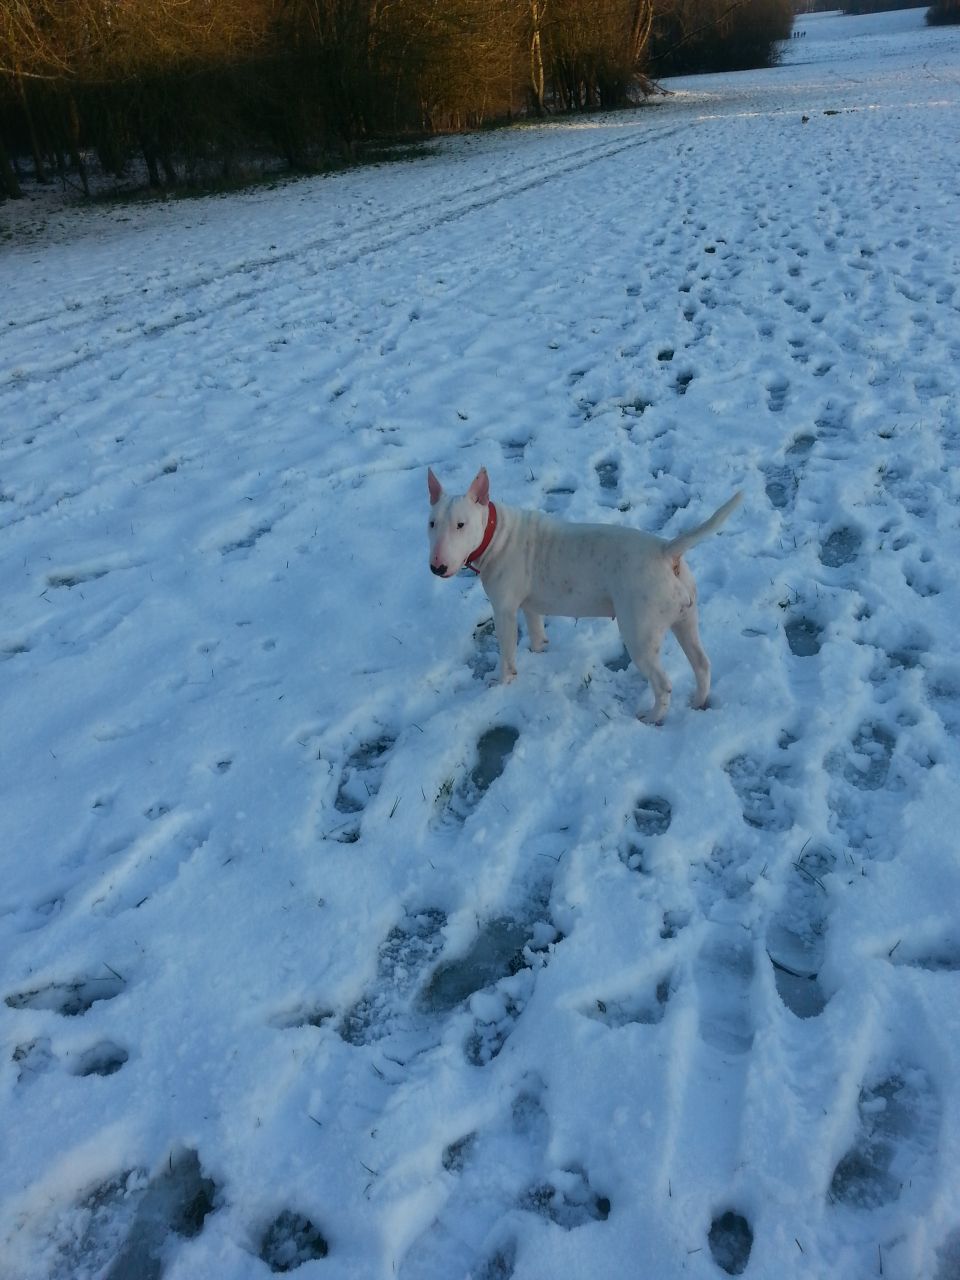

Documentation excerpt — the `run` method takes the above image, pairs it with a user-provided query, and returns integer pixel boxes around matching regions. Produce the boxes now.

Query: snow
[2,7,960,1278]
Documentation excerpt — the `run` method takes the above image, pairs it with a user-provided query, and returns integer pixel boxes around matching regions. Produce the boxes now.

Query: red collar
[465,502,497,573]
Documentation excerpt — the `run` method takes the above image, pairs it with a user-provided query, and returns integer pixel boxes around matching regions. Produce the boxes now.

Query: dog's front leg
[492,604,519,683]
[522,608,548,653]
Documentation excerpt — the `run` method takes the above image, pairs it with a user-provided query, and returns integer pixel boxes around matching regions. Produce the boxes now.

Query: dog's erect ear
[467,467,489,506]
[427,468,443,506]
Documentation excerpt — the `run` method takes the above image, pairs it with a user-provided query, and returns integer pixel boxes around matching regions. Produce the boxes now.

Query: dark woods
[0,0,792,200]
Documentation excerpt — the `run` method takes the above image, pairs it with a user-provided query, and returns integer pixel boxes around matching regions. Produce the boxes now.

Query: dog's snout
[431,563,448,577]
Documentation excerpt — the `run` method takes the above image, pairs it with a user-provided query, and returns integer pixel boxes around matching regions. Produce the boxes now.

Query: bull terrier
[427,467,741,723]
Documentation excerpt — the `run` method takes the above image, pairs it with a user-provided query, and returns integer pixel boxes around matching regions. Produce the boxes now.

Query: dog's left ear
[467,467,489,506]
[427,468,443,506]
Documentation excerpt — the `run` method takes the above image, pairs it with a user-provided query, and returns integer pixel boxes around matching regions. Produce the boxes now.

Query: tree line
[0,0,792,199]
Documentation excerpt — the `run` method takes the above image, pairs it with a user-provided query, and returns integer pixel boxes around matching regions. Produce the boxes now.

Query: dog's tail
[664,491,743,560]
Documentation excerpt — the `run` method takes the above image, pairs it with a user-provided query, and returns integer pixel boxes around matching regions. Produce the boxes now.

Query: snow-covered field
[2,8,960,1278]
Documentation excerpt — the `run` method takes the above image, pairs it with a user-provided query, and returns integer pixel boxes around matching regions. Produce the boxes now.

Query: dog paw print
[819,525,862,568]
[784,614,823,657]
[258,1210,329,1272]
[708,1210,754,1275]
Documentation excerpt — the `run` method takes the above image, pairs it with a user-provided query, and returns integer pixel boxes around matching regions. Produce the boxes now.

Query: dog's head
[427,467,490,577]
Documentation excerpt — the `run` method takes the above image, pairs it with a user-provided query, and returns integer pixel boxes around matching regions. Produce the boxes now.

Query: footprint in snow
[767,844,834,1019]
[829,1069,940,1211]
[500,437,528,462]
[337,908,446,1046]
[784,613,824,657]
[87,820,210,916]
[29,1150,218,1280]
[830,720,897,792]
[904,558,941,598]
[819,525,862,568]
[259,1210,329,1272]
[674,369,695,397]
[468,617,499,682]
[45,561,119,590]
[420,917,530,1014]
[401,1085,550,1279]
[436,725,519,825]
[724,752,794,832]
[12,1036,55,1083]
[424,915,559,1063]
[620,795,672,873]
[764,432,815,510]
[885,930,960,973]
[543,484,576,514]
[766,379,789,414]
[708,1210,754,1276]
[219,519,275,556]
[331,731,396,842]
[471,1240,518,1280]
[519,1164,611,1229]
[594,457,619,499]
[926,665,960,735]
[68,1040,130,1078]
[695,936,755,1055]
[581,971,673,1029]
[5,970,126,1017]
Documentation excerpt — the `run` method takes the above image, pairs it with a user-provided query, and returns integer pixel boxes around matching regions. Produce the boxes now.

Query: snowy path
[2,9,960,1280]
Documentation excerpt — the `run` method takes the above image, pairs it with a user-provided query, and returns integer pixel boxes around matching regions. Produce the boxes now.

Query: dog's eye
[429,520,435,528]
[457,522,465,530]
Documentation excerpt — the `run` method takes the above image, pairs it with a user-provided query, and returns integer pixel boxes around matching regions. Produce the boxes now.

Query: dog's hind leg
[618,610,672,725]
[672,606,711,710]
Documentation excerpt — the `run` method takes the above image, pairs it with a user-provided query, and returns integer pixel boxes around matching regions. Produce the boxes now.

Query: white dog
[428,467,741,723]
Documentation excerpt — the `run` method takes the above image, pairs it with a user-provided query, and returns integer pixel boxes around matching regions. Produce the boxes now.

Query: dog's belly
[520,524,644,618]
[524,581,615,619]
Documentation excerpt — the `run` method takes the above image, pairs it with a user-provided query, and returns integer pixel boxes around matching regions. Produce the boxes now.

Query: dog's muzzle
[431,563,448,577]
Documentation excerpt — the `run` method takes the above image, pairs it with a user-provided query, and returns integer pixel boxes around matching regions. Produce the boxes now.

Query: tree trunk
[66,95,90,196]
[17,75,49,183]
[530,1,546,115]
[0,131,24,199]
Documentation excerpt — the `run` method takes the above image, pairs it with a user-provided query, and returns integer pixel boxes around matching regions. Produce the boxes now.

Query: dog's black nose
[431,564,447,577]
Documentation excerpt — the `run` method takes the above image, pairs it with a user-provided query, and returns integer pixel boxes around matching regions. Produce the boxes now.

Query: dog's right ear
[427,468,443,506]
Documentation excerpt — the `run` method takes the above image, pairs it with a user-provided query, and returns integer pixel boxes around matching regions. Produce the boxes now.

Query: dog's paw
[637,708,665,727]
[530,637,549,654]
